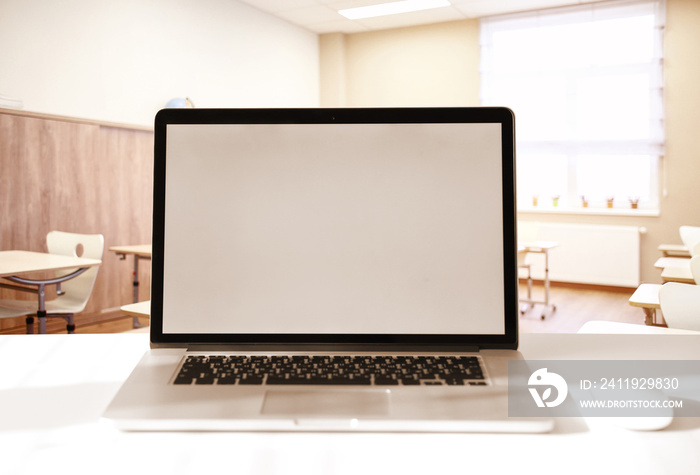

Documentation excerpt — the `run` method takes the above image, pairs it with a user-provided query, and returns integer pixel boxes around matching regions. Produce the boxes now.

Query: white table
[518,241,558,319]
[120,300,150,319]
[654,257,695,284]
[109,244,151,327]
[0,250,102,333]
[658,244,690,258]
[1,333,699,475]
[120,301,150,333]
[628,283,663,325]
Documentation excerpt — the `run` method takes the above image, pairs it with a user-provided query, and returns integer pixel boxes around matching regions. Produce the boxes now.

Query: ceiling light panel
[338,0,451,20]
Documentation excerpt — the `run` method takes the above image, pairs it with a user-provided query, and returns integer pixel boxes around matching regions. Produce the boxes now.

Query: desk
[661,267,695,284]
[628,283,663,325]
[120,300,150,319]
[654,257,695,284]
[0,251,101,333]
[658,244,690,258]
[120,301,150,333]
[2,333,698,475]
[109,244,151,327]
[518,241,558,319]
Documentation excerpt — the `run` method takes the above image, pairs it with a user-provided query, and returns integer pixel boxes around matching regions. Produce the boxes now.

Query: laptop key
[374,376,399,385]
[195,375,215,384]
[266,375,372,385]
[217,374,238,385]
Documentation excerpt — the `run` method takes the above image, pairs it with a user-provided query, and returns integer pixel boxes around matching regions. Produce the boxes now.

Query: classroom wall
[319,0,700,285]
[0,0,320,126]
[320,20,480,107]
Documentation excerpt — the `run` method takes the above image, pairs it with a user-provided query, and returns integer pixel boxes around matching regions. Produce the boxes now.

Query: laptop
[103,107,553,433]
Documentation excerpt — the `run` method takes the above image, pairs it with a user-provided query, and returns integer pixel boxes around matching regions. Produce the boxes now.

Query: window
[480,0,665,213]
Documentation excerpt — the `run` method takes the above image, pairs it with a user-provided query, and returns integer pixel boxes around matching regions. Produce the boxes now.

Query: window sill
[517,206,659,217]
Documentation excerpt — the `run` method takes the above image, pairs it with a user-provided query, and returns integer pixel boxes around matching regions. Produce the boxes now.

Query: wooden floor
[518,282,649,333]
[0,310,149,335]
[0,281,651,335]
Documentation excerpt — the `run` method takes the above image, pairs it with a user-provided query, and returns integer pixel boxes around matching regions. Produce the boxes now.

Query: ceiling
[238,0,607,34]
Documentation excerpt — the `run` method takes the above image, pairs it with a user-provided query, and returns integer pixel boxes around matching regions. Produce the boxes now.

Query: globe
[165,97,194,108]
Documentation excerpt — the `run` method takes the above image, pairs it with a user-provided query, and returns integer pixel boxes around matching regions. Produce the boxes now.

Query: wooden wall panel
[1,114,99,250]
[0,109,154,328]
[97,126,154,310]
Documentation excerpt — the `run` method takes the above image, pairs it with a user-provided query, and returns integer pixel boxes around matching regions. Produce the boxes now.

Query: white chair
[0,231,104,333]
[658,282,700,332]
[0,301,36,324]
[655,228,700,283]
[628,256,700,325]
[691,255,700,284]
[679,225,700,257]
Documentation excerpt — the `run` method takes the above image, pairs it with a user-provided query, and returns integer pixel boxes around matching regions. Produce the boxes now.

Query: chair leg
[64,314,76,334]
[25,316,34,334]
[38,311,47,334]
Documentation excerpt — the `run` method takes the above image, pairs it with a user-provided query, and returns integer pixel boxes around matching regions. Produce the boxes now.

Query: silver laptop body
[103,107,552,433]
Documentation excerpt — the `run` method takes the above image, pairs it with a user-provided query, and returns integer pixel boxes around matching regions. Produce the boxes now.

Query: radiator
[518,221,643,287]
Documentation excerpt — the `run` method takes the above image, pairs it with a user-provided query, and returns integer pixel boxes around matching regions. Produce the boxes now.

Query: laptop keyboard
[173,355,486,386]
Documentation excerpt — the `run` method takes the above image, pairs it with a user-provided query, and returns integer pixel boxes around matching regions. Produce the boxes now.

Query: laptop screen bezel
[150,108,518,350]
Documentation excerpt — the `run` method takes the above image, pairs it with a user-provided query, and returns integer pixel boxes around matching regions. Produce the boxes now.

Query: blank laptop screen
[152,109,517,347]
[151,108,517,348]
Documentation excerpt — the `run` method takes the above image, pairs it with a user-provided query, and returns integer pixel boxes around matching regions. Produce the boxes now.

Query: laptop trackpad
[262,390,390,417]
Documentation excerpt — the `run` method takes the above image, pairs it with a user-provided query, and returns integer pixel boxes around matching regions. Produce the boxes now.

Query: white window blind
[480,0,665,211]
